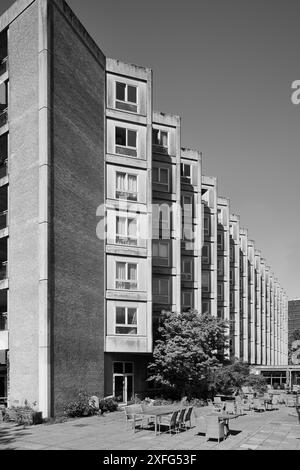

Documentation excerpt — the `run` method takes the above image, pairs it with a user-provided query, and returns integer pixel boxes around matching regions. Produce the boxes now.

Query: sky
[1,0,300,299]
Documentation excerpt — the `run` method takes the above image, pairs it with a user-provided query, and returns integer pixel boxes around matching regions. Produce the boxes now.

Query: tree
[147,310,228,399]
[288,329,300,363]
[209,359,267,395]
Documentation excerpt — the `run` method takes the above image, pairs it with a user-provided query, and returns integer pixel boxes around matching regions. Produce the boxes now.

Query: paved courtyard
[0,405,300,450]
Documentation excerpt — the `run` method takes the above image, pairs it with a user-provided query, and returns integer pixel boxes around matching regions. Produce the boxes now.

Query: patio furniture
[217,412,240,437]
[158,410,180,435]
[183,406,193,429]
[125,405,146,430]
[133,405,180,436]
[177,408,187,431]
[206,415,225,443]
[224,401,236,415]
[286,397,296,408]
[213,396,223,411]
[196,416,207,435]
[271,396,279,409]
[253,398,265,412]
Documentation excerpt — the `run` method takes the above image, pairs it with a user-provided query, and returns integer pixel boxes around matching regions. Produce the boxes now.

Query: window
[217,283,224,300]
[202,243,210,264]
[181,163,191,182]
[230,291,234,309]
[202,301,210,314]
[116,172,137,201]
[182,195,193,219]
[230,243,234,261]
[153,278,170,303]
[153,241,169,266]
[182,259,193,280]
[217,257,224,276]
[115,127,137,157]
[204,215,210,237]
[116,216,137,246]
[202,271,210,292]
[0,30,7,77]
[217,308,224,319]
[0,81,8,128]
[153,204,170,239]
[0,133,8,178]
[153,166,169,190]
[116,262,137,290]
[182,291,193,308]
[115,307,137,335]
[217,232,224,251]
[116,82,137,113]
[153,129,168,148]
[230,268,234,286]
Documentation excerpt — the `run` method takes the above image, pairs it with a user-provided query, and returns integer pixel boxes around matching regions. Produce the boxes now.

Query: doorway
[113,362,134,404]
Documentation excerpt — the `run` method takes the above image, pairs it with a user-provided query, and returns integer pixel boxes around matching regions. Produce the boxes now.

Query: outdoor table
[133,405,181,436]
[213,413,240,438]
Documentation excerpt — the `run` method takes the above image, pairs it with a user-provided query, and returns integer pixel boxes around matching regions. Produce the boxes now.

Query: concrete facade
[0,0,289,417]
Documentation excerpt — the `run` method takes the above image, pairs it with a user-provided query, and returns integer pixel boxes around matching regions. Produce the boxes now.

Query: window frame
[202,271,210,293]
[116,215,138,246]
[152,129,169,149]
[153,240,170,266]
[182,291,193,308]
[115,126,138,157]
[115,306,138,335]
[115,171,138,201]
[115,261,138,290]
[202,243,210,264]
[153,166,169,191]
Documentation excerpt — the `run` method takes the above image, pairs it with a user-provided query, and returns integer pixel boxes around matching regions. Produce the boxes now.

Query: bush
[2,406,43,426]
[243,374,267,394]
[63,391,98,418]
[99,397,118,414]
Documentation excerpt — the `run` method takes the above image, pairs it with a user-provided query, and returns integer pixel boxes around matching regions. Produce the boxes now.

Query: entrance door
[113,362,134,404]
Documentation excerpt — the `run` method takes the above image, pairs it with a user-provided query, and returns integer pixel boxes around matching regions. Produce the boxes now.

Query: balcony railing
[0,312,7,330]
[116,280,137,290]
[0,210,7,230]
[0,108,8,128]
[0,57,8,77]
[0,159,7,179]
[116,236,137,246]
[115,190,137,202]
[0,261,7,280]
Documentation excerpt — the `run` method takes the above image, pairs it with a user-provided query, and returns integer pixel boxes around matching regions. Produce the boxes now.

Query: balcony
[0,210,7,231]
[116,190,137,202]
[0,57,7,77]
[0,261,7,281]
[0,108,7,128]
[116,280,137,290]
[0,158,7,180]
[116,236,137,247]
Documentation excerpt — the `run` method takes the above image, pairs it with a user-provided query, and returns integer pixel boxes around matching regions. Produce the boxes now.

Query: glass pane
[116,127,126,146]
[159,243,168,259]
[126,375,133,402]
[116,82,126,101]
[116,262,126,280]
[128,308,137,325]
[127,86,137,104]
[161,131,168,147]
[153,242,159,257]
[184,260,191,273]
[116,307,126,325]
[0,82,7,110]
[153,278,159,294]
[127,130,137,148]
[128,264,137,281]
[125,363,133,374]
[160,168,168,184]
[152,129,159,145]
[153,167,159,182]
[128,174,137,192]
[160,279,169,295]
[116,326,137,335]
[116,217,126,235]
[114,362,124,374]
[128,219,137,237]
[116,172,126,191]
[114,375,124,402]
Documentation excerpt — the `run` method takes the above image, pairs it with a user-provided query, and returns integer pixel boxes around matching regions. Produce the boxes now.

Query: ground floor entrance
[113,361,134,404]
[0,363,7,405]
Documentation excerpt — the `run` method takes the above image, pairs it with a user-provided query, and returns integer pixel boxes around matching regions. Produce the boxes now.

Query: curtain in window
[128,174,137,193]
[116,262,126,280]
[161,132,168,147]
[128,219,137,238]
[116,173,126,191]
[128,264,137,281]
[116,217,126,235]
[128,308,137,325]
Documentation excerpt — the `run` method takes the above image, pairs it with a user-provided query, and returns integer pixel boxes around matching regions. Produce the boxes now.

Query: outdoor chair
[197,416,207,435]
[183,406,194,429]
[124,405,144,430]
[205,415,225,443]
[271,396,279,410]
[225,401,236,415]
[213,397,223,411]
[158,410,180,435]
[286,397,296,408]
[177,408,187,431]
[253,398,265,412]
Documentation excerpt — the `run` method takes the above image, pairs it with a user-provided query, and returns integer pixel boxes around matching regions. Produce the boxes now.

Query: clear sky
[1,0,300,299]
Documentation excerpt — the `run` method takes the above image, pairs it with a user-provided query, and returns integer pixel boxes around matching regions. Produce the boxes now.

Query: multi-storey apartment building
[0,0,289,416]
[288,299,300,338]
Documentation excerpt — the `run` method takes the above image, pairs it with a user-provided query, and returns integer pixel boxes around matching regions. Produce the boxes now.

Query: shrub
[2,406,43,426]
[99,397,118,414]
[63,391,98,418]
